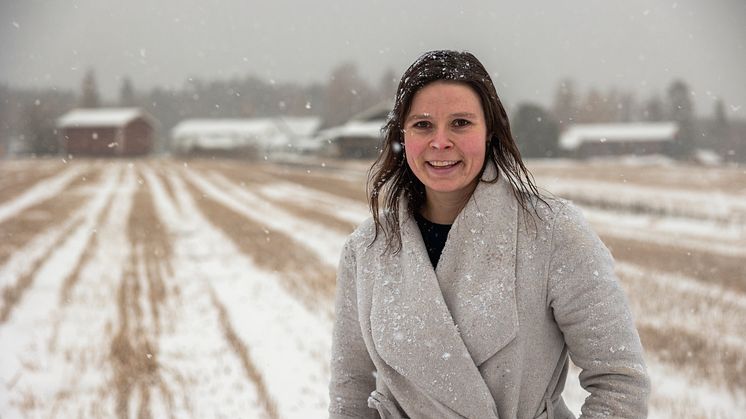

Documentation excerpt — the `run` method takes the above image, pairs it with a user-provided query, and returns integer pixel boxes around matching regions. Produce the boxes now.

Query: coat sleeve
[329,239,378,419]
[547,203,650,418]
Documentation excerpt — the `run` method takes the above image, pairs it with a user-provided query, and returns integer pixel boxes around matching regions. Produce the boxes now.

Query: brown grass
[58,194,115,306]
[207,164,358,232]
[0,170,102,324]
[529,161,746,194]
[190,160,275,189]
[146,162,180,209]
[108,167,175,419]
[46,190,117,352]
[132,177,173,332]
[603,235,746,293]
[264,168,368,203]
[0,165,68,204]
[209,287,278,419]
[181,176,337,306]
[263,198,357,234]
[0,170,99,267]
[0,219,83,324]
[638,322,746,390]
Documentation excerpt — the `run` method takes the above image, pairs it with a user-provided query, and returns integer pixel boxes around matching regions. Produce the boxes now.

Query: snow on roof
[170,118,289,150]
[318,120,385,140]
[57,108,148,128]
[560,122,679,150]
[275,117,322,138]
[171,118,278,138]
[349,101,393,122]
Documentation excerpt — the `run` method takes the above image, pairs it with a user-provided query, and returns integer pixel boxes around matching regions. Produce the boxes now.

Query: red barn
[57,108,156,156]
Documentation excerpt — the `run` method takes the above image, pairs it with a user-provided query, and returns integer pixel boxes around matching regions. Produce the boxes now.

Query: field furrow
[256,182,368,227]
[143,165,268,418]
[603,235,746,293]
[178,167,339,306]
[0,165,118,323]
[0,168,100,269]
[0,163,126,417]
[154,164,333,418]
[208,287,279,419]
[260,164,368,203]
[586,208,745,258]
[0,164,89,224]
[0,163,71,205]
[190,167,348,267]
[106,165,174,419]
[528,160,746,194]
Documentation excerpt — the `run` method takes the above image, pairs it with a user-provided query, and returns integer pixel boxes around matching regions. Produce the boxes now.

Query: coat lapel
[370,169,518,418]
[436,172,519,366]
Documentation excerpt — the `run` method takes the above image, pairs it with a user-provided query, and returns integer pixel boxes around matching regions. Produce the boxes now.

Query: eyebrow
[406,112,478,122]
[451,112,478,119]
[406,113,430,122]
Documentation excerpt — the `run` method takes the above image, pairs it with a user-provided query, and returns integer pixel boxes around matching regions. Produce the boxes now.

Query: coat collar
[370,166,519,418]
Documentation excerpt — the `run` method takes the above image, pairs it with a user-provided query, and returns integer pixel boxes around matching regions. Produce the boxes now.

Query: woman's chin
[423,179,477,198]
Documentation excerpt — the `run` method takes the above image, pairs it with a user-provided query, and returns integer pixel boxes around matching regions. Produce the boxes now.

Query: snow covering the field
[0,164,86,224]
[0,165,121,289]
[256,181,368,226]
[1,159,744,418]
[149,167,333,418]
[583,206,745,257]
[0,164,127,417]
[182,167,347,267]
[537,175,746,222]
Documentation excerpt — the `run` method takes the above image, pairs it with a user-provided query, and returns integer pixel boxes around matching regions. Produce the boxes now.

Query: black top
[414,212,452,268]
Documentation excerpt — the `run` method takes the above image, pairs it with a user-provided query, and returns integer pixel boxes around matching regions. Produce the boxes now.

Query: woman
[329,50,650,419]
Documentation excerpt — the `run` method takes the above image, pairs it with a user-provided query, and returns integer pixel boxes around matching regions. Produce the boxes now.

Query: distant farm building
[170,117,321,157]
[57,108,156,156]
[315,101,390,158]
[559,122,679,158]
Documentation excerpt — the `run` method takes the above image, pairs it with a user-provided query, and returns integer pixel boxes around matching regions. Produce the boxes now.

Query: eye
[412,120,432,129]
[452,118,471,128]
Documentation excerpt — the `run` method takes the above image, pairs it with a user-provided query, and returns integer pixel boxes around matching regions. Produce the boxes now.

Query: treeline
[0,63,397,155]
[0,67,742,162]
[513,78,742,161]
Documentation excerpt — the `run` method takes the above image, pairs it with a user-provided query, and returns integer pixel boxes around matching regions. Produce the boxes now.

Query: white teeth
[429,160,458,167]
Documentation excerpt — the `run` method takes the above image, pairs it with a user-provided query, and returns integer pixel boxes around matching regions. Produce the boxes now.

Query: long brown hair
[368,50,545,252]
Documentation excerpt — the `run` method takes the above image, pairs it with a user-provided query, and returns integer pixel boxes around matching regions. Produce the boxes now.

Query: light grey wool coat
[329,170,650,419]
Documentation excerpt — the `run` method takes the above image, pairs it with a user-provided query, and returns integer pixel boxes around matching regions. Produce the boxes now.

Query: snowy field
[0,157,744,418]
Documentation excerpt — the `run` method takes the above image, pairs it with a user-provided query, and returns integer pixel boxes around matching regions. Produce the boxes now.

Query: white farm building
[313,101,391,158]
[170,117,321,157]
[314,120,385,158]
[559,122,679,158]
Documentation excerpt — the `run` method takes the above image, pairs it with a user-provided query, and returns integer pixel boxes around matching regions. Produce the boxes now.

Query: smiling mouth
[427,160,460,168]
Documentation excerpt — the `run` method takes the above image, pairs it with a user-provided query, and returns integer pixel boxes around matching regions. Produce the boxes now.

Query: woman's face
[403,81,487,207]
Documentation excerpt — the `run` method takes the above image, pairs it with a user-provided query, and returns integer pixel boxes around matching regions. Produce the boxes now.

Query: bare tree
[119,76,136,107]
[667,80,695,158]
[512,103,560,158]
[642,95,664,122]
[552,78,579,130]
[617,92,637,122]
[321,62,375,128]
[24,99,62,155]
[80,68,101,108]
[711,98,732,159]
[377,68,398,103]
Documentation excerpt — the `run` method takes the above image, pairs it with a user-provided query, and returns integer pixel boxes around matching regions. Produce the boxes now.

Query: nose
[430,128,453,150]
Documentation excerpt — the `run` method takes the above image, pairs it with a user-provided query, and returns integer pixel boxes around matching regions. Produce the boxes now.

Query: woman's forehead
[407,82,483,112]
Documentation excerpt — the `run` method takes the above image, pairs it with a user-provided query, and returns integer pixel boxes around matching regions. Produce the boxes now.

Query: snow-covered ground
[0,158,744,418]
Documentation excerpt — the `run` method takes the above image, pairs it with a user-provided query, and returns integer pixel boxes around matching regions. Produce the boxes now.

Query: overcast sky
[1,0,744,117]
